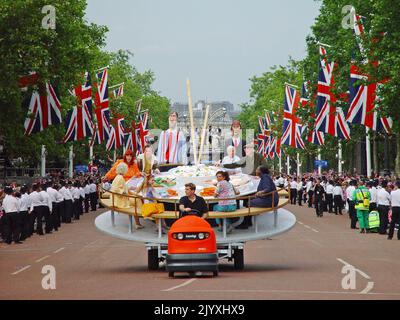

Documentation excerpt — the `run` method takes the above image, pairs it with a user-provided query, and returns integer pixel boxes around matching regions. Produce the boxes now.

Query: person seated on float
[103,149,141,182]
[249,166,279,208]
[217,145,241,174]
[220,143,267,176]
[136,144,160,176]
[213,171,240,234]
[110,162,144,229]
[134,174,167,233]
[179,183,208,219]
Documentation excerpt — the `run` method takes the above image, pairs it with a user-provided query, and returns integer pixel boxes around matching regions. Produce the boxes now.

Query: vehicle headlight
[205,233,210,239]
[198,233,205,240]
[177,233,184,240]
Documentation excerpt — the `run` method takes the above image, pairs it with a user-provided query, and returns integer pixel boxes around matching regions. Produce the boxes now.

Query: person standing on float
[156,112,187,166]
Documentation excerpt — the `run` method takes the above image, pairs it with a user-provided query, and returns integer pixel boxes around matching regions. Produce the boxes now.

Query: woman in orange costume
[103,149,141,182]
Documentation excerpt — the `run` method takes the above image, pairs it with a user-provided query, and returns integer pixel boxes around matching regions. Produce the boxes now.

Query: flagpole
[317,148,322,175]
[297,152,300,177]
[186,78,198,166]
[69,145,73,178]
[89,139,93,165]
[338,141,343,174]
[109,82,125,89]
[279,156,282,173]
[113,149,116,163]
[366,127,372,177]
[41,145,46,178]
[286,155,290,175]
[94,65,109,72]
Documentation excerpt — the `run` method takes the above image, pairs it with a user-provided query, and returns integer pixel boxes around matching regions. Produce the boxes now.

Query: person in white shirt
[367,180,378,212]
[220,146,241,174]
[346,180,357,229]
[377,180,391,235]
[289,177,298,205]
[306,178,314,208]
[89,179,98,211]
[278,176,285,188]
[18,185,31,240]
[46,181,60,232]
[333,181,344,215]
[83,181,91,213]
[53,183,63,230]
[79,183,85,215]
[72,181,82,220]
[325,180,334,213]
[2,186,22,244]
[297,178,304,206]
[388,180,400,240]
[39,183,53,234]
[59,181,73,223]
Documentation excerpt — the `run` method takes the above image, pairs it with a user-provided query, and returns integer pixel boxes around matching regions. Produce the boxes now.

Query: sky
[85,0,321,108]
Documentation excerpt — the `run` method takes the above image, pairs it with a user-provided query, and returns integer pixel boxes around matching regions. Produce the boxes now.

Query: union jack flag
[106,117,125,151]
[93,68,110,144]
[63,105,94,143]
[347,14,393,134]
[111,83,124,98]
[63,72,94,143]
[257,116,270,157]
[135,119,150,154]
[124,124,136,152]
[265,111,275,128]
[281,85,305,149]
[70,72,93,113]
[300,81,325,145]
[21,76,62,136]
[106,125,116,151]
[315,46,351,139]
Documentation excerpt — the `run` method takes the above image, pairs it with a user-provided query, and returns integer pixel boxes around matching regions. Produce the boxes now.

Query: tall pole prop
[41,145,46,177]
[69,145,73,178]
[338,141,343,174]
[366,127,372,177]
[198,104,210,164]
[186,79,198,165]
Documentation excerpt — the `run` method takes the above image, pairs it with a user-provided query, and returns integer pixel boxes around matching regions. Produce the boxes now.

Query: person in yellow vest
[352,179,371,234]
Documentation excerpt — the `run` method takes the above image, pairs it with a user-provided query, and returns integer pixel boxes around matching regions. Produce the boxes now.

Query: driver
[178,183,208,219]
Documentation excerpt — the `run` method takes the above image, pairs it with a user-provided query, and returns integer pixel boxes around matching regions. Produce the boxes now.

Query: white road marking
[297,221,318,232]
[187,289,400,296]
[35,255,50,263]
[11,265,31,275]
[297,221,304,225]
[307,238,324,247]
[163,279,197,292]
[53,247,65,254]
[337,258,374,294]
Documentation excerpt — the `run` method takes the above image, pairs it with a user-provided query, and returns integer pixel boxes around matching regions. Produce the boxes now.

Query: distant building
[170,100,240,132]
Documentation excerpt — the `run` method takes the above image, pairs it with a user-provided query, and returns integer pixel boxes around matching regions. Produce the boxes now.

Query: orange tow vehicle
[166,215,218,277]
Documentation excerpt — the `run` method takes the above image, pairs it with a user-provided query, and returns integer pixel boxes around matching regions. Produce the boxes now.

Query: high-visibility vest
[354,188,370,210]
[368,211,380,228]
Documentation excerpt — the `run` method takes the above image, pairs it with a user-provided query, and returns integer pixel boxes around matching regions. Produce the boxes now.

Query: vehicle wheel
[148,249,159,270]
[168,272,174,278]
[233,249,244,270]
[213,270,218,277]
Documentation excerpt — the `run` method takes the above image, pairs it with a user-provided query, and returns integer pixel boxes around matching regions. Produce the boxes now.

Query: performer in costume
[156,112,187,166]
[103,149,141,182]
[225,120,246,157]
